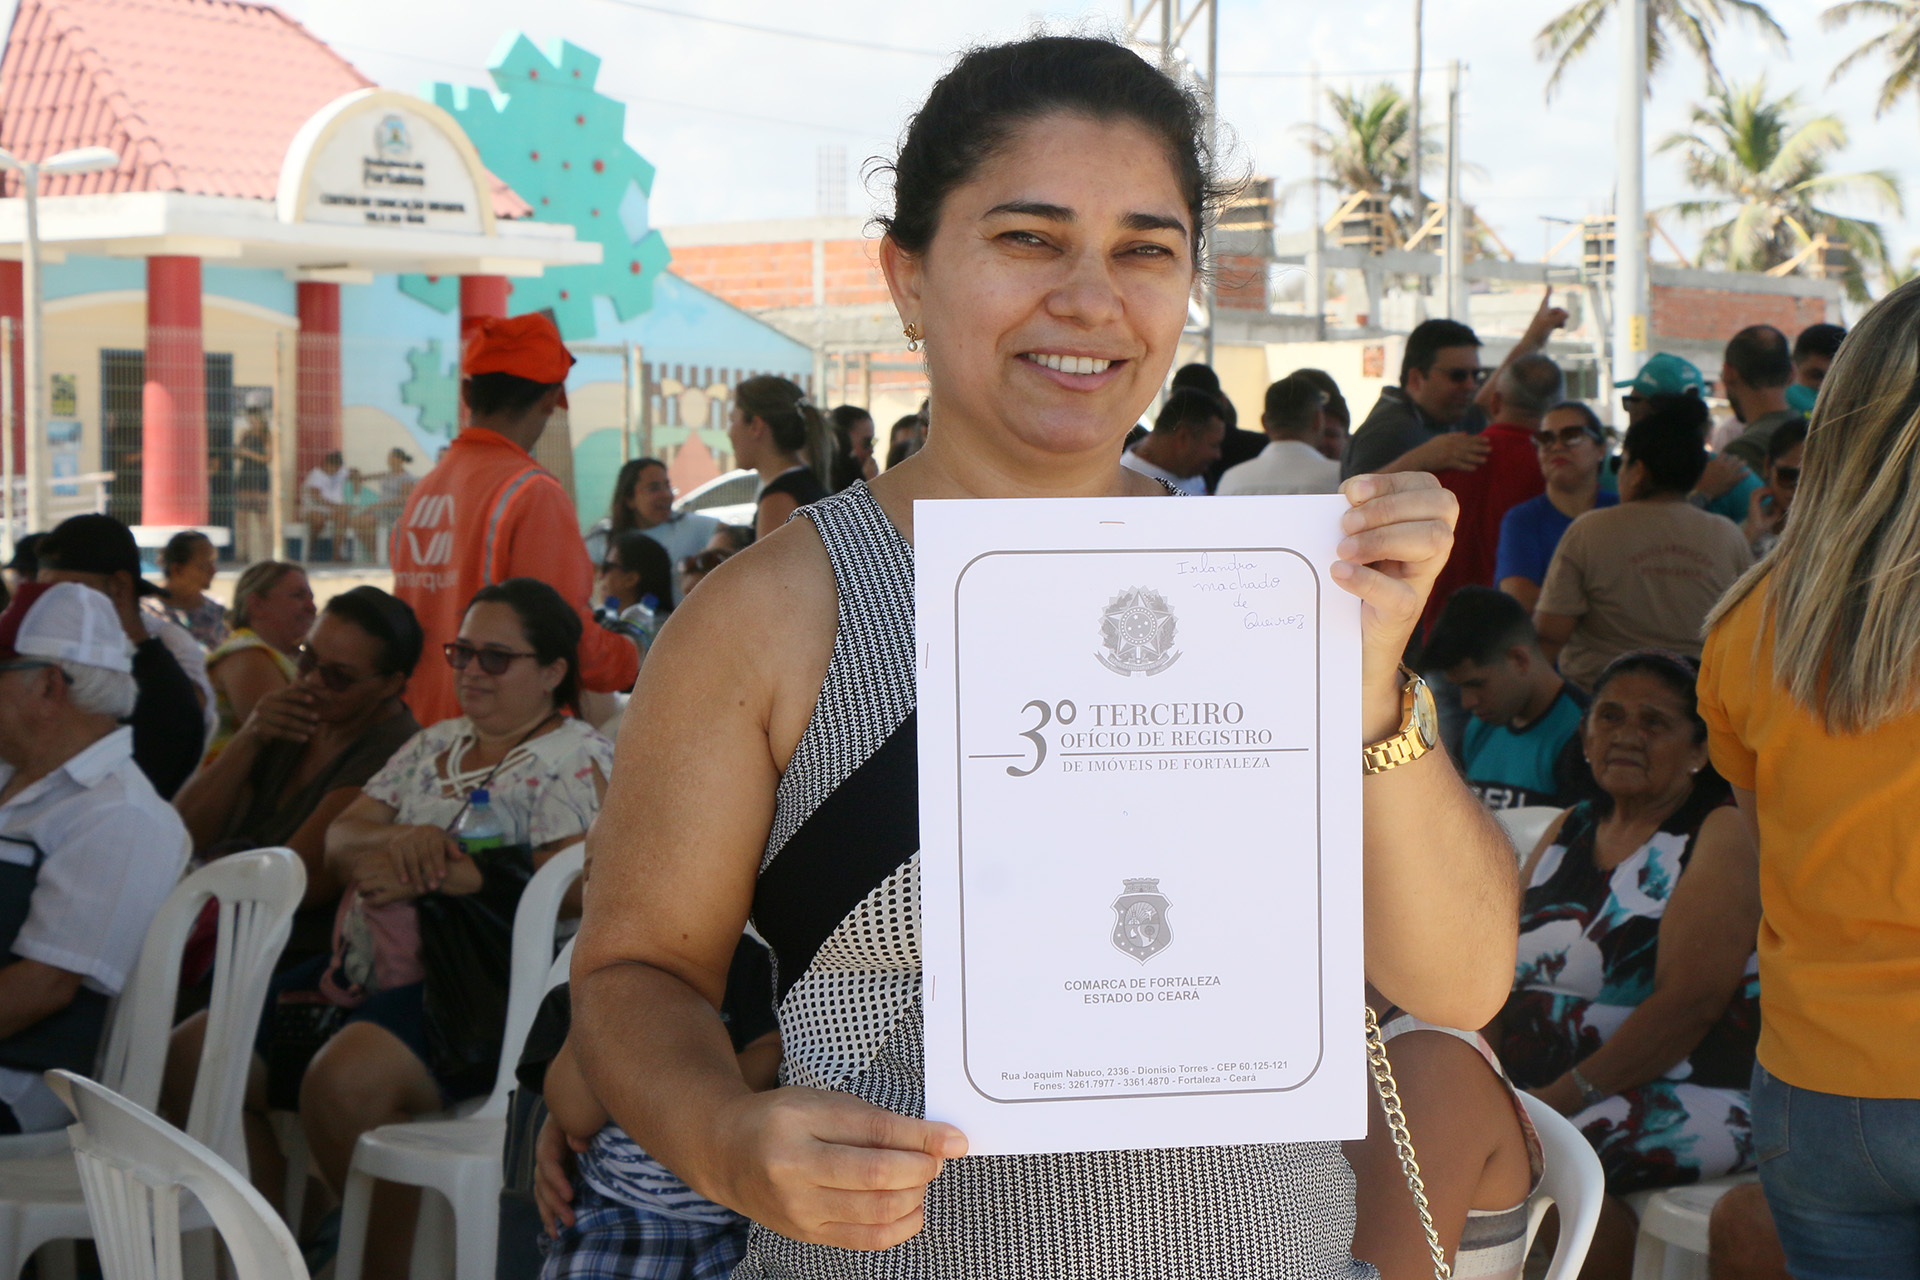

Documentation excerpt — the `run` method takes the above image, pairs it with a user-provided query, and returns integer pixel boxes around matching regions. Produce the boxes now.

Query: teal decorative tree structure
[400,35,673,340]
[400,339,459,440]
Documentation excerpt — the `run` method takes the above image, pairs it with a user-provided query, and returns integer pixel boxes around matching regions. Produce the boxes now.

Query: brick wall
[666,238,891,312]
[1215,254,1268,311]
[1651,284,1827,343]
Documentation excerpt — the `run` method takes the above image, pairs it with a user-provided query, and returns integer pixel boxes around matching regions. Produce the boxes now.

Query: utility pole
[1614,0,1650,387]
[1409,0,1423,212]
[1126,0,1218,365]
[1444,61,1464,321]
[1308,61,1325,339]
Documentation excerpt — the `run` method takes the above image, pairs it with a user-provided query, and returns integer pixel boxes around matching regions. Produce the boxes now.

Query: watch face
[1411,677,1439,750]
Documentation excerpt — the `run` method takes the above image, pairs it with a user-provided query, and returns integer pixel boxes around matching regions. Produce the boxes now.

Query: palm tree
[1295,83,1436,233]
[1657,78,1902,299]
[1536,0,1787,98]
[1824,1,1920,117]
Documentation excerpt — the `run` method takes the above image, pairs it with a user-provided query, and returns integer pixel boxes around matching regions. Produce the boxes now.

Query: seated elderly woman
[170,586,423,968]
[1494,649,1761,1279]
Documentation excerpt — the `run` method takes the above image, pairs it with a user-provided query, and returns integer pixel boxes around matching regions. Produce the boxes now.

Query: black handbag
[414,843,533,1100]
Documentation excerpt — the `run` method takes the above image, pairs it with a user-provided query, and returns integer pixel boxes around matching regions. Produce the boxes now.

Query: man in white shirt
[1120,388,1225,496]
[1218,373,1344,496]
[302,449,350,557]
[0,582,188,1133]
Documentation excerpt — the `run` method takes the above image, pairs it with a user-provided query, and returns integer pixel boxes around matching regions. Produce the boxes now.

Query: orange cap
[461,313,576,385]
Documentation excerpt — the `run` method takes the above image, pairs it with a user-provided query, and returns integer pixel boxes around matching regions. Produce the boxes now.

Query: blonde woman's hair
[229,560,301,631]
[1707,279,1920,732]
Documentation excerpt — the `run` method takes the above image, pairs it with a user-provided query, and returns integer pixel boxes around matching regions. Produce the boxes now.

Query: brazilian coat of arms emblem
[1112,878,1173,963]
[1097,586,1180,676]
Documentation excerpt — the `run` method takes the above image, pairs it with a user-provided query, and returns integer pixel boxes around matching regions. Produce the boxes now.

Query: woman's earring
[903,321,923,353]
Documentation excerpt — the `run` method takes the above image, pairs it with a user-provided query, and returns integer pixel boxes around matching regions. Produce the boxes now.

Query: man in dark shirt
[1342,289,1568,479]
[1719,325,1799,472]
[35,515,204,798]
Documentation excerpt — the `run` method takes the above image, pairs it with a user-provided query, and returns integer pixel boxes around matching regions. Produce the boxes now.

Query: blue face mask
[1786,383,1818,415]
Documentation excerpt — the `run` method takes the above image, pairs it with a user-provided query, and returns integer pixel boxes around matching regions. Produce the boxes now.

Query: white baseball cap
[0,581,133,674]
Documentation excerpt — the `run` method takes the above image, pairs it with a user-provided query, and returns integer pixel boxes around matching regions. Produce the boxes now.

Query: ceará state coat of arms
[1097,587,1180,676]
[1112,878,1173,963]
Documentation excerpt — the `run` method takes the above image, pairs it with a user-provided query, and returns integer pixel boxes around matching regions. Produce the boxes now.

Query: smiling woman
[569,34,1517,1280]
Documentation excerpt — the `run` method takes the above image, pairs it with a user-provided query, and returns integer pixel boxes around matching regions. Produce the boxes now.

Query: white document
[915,495,1366,1156]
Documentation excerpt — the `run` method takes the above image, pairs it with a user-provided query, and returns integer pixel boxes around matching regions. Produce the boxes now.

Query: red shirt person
[390,314,638,725]
[1420,353,1562,637]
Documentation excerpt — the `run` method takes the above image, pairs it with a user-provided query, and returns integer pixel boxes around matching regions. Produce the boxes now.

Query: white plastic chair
[1626,1175,1758,1280]
[1521,1092,1607,1280]
[1496,805,1563,864]
[0,847,305,1279]
[47,1070,308,1280]
[333,843,585,1280]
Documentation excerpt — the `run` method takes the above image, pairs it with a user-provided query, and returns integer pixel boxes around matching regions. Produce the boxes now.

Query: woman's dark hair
[162,530,212,571]
[1621,402,1709,495]
[1642,391,1711,437]
[324,585,424,677]
[711,524,753,553]
[736,375,832,484]
[885,413,924,469]
[465,578,582,712]
[875,36,1229,271]
[829,406,874,491]
[607,457,667,537]
[605,530,675,614]
[1588,649,1730,814]
[1768,415,1809,466]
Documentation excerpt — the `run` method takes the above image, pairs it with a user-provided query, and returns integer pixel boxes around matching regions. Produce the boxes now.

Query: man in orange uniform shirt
[391,314,638,724]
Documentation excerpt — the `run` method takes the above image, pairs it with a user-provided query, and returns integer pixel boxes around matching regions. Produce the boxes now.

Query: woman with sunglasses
[278,578,613,1279]
[1741,416,1805,558]
[172,587,424,959]
[1495,402,1618,615]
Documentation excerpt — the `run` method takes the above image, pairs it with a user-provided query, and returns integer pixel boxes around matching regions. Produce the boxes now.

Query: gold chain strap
[1364,1006,1453,1280]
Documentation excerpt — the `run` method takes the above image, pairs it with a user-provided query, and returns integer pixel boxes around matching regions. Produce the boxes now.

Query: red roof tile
[0,0,529,216]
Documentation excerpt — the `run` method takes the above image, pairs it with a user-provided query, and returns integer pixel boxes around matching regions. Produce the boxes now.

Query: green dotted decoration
[400,338,460,439]
[399,34,673,339]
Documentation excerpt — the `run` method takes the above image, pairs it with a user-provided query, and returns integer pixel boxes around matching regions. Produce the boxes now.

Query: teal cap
[1785,382,1817,414]
[1616,352,1708,398]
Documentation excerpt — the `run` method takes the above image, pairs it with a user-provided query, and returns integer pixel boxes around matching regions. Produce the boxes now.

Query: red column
[143,256,205,526]
[458,275,509,430]
[0,261,21,476]
[295,281,341,479]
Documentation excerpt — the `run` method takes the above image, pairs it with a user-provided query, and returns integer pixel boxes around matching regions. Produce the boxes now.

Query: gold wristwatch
[1362,665,1439,775]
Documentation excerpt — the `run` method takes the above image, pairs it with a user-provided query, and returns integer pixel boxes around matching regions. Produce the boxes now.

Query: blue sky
[279,0,1919,275]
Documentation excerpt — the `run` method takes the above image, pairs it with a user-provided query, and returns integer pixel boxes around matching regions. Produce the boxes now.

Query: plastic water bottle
[596,595,645,640]
[620,594,662,649]
[454,788,507,856]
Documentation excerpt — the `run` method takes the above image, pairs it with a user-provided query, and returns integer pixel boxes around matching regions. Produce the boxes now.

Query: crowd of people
[3,30,1917,1280]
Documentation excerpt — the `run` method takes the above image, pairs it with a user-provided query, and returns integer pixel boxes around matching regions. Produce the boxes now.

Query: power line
[327,40,875,136]
[1221,67,1422,79]
[588,0,946,58]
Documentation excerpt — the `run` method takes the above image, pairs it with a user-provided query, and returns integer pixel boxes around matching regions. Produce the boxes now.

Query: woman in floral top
[304,578,612,1278]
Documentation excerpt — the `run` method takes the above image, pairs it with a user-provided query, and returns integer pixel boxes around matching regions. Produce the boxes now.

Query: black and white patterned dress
[736,483,1371,1279]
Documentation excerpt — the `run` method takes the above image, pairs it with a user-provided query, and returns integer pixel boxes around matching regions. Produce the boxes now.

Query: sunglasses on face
[1441,367,1491,386]
[296,643,368,693]
[1773,465,1801,489]
[1534,425,1600,450]
[443,641,539,675]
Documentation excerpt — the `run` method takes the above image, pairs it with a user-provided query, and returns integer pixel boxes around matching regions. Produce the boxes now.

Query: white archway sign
[277,89,497,236]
